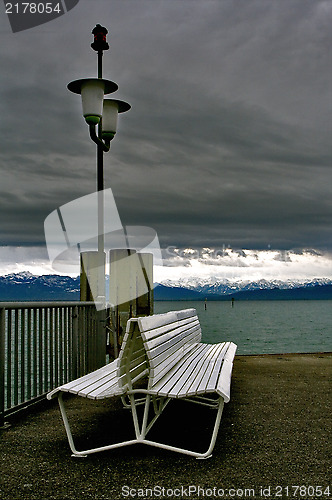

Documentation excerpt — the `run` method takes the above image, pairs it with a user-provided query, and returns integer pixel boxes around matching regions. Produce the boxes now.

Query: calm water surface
[154,300,332,355]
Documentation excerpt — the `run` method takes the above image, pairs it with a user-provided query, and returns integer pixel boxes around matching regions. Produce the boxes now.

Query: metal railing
[0,301,107,426]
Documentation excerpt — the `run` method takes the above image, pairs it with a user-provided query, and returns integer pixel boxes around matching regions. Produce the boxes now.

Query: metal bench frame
[48,309,237,459]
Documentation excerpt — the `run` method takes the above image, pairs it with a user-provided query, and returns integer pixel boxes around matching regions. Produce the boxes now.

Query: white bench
[47,308,237,459]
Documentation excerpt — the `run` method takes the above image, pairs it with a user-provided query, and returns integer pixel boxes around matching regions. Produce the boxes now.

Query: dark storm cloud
[0,0,331,252]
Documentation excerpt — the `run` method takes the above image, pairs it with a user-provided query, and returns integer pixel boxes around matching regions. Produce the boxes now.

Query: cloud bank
[0,0,331,266]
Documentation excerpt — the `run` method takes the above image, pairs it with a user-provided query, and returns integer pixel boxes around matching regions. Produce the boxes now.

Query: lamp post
[67,25,130,303]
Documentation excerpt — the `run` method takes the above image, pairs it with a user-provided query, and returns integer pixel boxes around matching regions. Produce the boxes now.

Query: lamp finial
[91,24,109,52]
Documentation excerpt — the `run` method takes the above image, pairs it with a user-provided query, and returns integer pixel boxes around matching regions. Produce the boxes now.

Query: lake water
[154,300,332,355]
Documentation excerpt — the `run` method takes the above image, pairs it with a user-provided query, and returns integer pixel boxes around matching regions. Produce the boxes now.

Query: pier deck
[0,353,331,500]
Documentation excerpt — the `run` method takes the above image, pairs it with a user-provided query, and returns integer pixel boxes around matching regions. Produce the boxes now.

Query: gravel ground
[0,353,331,500]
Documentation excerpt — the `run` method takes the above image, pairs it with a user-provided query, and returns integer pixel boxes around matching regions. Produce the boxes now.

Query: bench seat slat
[191,342,227,395]
[66,366,119,393]
[163,342,230,398]
[150,343,211,396]
[67,362,118,389]
[47,360,120,399]
[151,344,212,396]
[148,339,201,386]
[153,344,214,398]
[171,344,226,396]
[76,371,120,397]
[164,347,216,397]
[205,342,230,391]
[180,343,222,397]
[83,377,125,399]
[71,373,119,397]
[215,342,237,402]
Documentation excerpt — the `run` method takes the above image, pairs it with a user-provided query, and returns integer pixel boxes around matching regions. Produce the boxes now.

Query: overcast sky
[0,0,331,276]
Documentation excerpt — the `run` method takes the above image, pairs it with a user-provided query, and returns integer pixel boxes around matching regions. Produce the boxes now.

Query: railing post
[0,307,6,428]
[87,306,93,373]
[72,306,79,379]
[96,306,107,369]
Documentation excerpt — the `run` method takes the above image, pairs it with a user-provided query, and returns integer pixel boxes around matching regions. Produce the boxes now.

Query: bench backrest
[117,309,201,391]
[117,318,149,391]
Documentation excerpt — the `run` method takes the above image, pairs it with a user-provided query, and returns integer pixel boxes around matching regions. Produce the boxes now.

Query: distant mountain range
[154,283,332,300]
[0,272,80,301]
[0,271,331,302]
[155,276,332,301]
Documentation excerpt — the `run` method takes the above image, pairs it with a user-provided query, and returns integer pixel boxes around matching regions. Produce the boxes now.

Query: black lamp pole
[91,25,109,257]
[68,26,130,303]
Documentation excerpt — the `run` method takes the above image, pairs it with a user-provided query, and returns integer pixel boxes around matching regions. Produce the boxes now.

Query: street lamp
[101,99,131,141]
[67,78,118,125]
[67,24,131,302]
[67,79,131,151]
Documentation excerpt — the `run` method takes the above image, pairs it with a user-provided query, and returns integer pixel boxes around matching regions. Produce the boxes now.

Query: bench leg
[145,397,224,459]
[57,393,138,458]
[128,393,225,459]
[128,393,171,440]
[56,392,225,459]
[57,393,85,457]
[195,397,225,459]
[140,395,171,437]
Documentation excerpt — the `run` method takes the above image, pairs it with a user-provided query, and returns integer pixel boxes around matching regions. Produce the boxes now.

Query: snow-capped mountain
[0,272,80,301]
[0,272,331,301]
[159,276,332,297]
